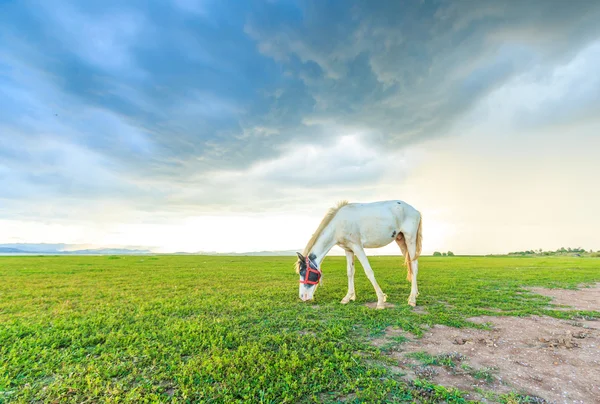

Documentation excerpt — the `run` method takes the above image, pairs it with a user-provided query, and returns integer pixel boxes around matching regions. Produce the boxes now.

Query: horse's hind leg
[396,233,419,306]
[340,250,356,304]
[352,245,387,309]
[407,258,419,306]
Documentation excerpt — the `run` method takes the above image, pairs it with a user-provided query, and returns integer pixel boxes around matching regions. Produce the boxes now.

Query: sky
[1,0,599,254]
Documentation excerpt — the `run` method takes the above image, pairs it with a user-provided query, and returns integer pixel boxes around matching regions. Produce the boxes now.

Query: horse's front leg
[341,250,356,304]
[353,245,387,309]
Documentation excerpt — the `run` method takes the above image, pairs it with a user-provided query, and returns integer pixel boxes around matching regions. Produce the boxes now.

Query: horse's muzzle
[300,293,313,301]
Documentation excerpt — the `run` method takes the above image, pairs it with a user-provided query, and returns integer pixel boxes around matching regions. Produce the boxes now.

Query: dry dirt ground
[527,283,600,312]
[372,284,600,403]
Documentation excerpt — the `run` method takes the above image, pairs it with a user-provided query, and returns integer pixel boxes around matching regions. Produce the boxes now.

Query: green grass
[407,352,466,368]
[0,255,599,403]
[460,364,496,384]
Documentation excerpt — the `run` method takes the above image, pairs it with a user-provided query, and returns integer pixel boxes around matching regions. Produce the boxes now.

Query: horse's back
[341,200,417,218]
[338,199,420,231]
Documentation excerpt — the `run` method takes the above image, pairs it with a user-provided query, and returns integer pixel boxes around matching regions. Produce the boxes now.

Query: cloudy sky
[1,0,599,254]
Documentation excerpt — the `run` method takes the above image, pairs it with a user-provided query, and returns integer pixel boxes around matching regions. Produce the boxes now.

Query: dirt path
[373,284,600,403]
[528,283,600,311]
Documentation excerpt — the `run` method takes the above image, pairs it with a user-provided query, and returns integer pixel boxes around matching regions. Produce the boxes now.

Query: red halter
[299,256,321,285]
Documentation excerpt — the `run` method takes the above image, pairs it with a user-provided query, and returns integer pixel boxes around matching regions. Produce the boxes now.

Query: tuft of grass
[414,365,438,379]
[407,351,466,368]
[500,391,549,403]
[460,363,496,383]
[0,255,598,402]
[412,378,468,403]
[377,335,410,353]
[390,335,409,344]
[471,367,496,383]
[474,386,499,401]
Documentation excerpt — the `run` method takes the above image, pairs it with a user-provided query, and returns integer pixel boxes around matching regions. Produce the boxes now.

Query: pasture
[1,255,599,403]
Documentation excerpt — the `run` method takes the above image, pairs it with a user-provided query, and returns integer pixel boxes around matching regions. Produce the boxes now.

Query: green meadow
[1,255,599,403]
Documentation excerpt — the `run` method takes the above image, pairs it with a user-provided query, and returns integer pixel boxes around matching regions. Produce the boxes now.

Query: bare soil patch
[383,315,599,403]
[527,283,600,311]
[412,305,429,314]
[368,284,600,402]
[370,326,408,348]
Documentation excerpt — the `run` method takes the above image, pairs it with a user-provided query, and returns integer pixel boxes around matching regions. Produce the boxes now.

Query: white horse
[295,200,423,308]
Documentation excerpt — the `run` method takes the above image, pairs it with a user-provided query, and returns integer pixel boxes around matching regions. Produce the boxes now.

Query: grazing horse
[295,200,423,308]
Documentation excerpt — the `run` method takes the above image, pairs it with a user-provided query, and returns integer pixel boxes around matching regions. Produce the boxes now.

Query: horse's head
[296,252,321,301]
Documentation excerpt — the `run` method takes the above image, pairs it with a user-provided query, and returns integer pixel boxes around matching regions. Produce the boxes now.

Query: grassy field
[1,255,599,403]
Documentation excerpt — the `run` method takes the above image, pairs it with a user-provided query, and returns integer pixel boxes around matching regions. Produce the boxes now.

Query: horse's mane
[295,200,349,273]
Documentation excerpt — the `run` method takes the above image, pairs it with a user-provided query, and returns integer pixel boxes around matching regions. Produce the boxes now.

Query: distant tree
[447,251,454,256]
[442,252,447,256]
[433,251,442,256]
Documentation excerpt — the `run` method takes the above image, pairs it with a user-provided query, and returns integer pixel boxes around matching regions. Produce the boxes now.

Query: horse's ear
[296,252,305,261]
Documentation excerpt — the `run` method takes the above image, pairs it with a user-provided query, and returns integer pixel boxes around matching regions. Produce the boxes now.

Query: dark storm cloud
[246,0,600,148]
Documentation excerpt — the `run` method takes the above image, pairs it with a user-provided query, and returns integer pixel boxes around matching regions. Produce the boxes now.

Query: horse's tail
[415,212,423,260]
[402,212,422,281]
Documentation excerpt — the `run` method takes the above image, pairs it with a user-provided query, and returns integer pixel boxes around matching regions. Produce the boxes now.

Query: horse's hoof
[376,304,385,310]
[341,294,355,304]
[408,301,416,307]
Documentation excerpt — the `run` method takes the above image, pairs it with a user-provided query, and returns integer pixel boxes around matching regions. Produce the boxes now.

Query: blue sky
[1,0,599,253]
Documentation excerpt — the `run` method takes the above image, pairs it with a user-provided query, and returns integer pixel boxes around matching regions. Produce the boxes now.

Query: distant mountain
[0,243,68,253]
[231,250,301,256]
[0,247,26,253]
[192,249,301,256]
[63,248,152,255]
[0,244,152,255]
[0,243,295,256]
